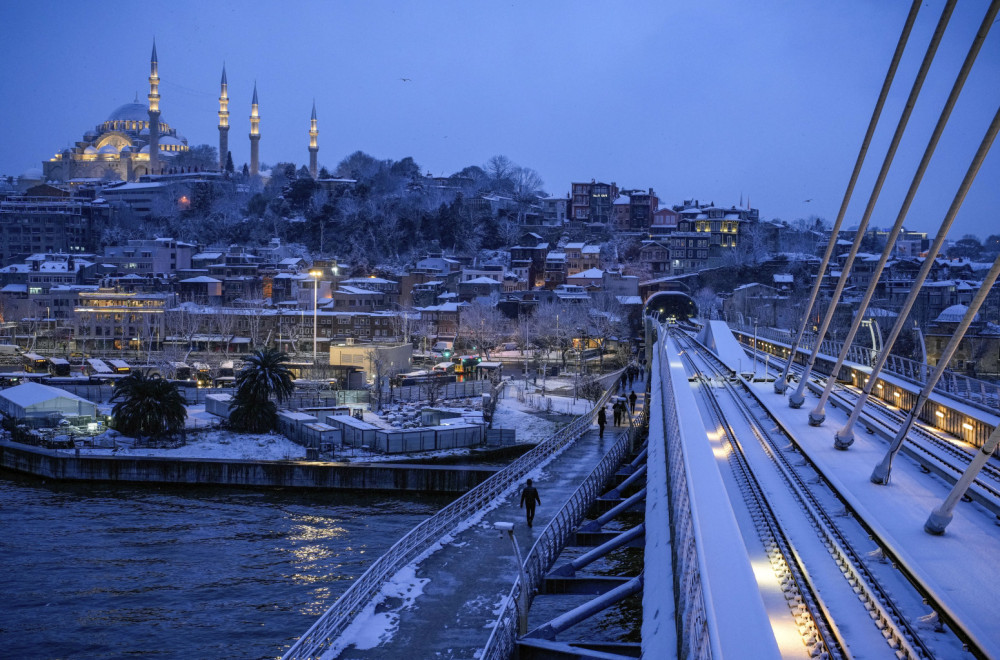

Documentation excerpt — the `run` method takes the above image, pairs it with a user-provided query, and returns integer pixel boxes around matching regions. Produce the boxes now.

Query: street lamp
[310,269,323,367]
[494,521,529,636]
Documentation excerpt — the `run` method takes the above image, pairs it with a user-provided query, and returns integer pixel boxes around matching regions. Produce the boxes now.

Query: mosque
[39,42,319,184]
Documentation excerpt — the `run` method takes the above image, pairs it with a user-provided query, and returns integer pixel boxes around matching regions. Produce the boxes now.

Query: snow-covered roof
[1,284,27,293]
[568,268,605,279]
[564,242,585,249]
[934,304,977,323]
[616,295,643,305]
[463,276,502,285]
[773,274,793,283]
[336,285,382,295]
[192,252,223,260]
[0,382,93,408]
[180,276,222,284]
[581,245,601,254]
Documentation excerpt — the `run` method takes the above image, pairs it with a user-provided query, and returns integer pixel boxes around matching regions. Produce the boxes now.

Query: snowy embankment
[67,383,589,463]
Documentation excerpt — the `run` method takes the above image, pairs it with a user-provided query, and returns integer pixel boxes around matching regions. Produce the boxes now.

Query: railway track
[670,331,979,658]
[739,341,1000,505]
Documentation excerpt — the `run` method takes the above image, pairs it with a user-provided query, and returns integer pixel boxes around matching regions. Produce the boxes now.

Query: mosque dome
[84,145,98,155]
[83,130,99,142]
[22,167,43,180]
[139,127,150,136]
[160,135,182,146]
[107,102,158,123]
[139,144,150,154]
[98,144,119,155]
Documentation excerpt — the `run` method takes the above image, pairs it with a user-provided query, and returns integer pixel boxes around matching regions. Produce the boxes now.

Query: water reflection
[1,471,449,660]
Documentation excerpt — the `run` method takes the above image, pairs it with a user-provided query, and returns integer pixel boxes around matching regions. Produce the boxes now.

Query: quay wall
[0,442,497,493]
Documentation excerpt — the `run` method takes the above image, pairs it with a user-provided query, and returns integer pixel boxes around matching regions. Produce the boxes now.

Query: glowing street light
[310,269,323,366]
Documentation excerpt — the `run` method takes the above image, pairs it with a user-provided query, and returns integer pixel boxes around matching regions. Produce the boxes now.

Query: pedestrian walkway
[336,397,646,660]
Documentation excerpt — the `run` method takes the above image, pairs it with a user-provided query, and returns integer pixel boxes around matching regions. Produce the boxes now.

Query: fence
[736,323,1000,412]
[480,401,646,659]
[281,369,623,660]
[659,330,719,658]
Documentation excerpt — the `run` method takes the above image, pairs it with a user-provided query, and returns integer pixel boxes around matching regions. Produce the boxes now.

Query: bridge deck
[330,401,644,659]
[747,380,1000,657]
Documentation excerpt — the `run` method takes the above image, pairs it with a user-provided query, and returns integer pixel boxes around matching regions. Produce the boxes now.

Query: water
[0,471,448,659]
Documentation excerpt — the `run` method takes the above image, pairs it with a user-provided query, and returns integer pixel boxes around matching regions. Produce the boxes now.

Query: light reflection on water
[0,471,448,660]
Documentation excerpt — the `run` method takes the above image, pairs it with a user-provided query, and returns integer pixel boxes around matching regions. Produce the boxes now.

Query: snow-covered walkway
[328,409,643,659]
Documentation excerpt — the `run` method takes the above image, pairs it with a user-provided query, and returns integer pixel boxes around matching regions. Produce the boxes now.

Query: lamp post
[310,269,322,367]
[494,521,529,636]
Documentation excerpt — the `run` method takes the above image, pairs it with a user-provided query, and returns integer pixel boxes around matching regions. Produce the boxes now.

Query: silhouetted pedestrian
[613,400,622,426]
[520,479,541,527]
[629,390,637,414]
[597,406,607,439]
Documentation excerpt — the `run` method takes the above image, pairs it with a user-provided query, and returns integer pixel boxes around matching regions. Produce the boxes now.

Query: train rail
[670,331,979,658]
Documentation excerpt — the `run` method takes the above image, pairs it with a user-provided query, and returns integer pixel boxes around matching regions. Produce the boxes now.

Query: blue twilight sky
[1,1,997,239]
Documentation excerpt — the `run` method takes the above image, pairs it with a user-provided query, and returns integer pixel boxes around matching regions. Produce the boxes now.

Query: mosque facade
[38,42,319,185]
[42,45,189,183]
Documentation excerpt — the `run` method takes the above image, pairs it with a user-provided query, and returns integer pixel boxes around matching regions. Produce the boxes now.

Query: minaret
[148,41,161,175]
[218,64,229,171]
[249,82,260,176]
[309,100,319,179]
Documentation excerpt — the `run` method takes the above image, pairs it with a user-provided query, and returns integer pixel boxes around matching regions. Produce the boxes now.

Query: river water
[0,471,448,659]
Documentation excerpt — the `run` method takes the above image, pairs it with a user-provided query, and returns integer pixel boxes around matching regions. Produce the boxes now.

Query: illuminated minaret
[148,41,161,175]
[308,100,319,179]
[218,64,229,171]
[249,82,260,176]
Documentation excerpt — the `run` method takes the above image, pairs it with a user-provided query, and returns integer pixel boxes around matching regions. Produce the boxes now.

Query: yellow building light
[935,410,945,419]
[962,422,974,430]
[893,392,900,398]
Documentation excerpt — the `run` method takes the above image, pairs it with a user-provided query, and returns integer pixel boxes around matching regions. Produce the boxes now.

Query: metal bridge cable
[871,252,1000,484]
[775,0,923,395]
[810,0,1000,430]
[836,103,1000,446]
[787,0,958,410]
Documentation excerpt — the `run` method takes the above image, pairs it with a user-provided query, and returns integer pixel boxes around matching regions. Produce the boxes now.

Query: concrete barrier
[0,441,497,493]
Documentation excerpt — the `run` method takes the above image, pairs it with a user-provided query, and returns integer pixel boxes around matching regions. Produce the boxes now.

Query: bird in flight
[400,77,411,82]
[803,199,812,202]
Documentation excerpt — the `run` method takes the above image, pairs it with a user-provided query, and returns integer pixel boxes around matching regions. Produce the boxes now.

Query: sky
[1,0,997,239]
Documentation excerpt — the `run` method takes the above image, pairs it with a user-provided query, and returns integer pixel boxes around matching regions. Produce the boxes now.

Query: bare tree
[458,297,509,359]
[421,374,447,408]
[586,293,627,372]
[211,308,238,356]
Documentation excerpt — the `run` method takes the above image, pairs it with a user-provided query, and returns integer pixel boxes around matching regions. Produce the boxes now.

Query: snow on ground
[69,429,305,461]
[66,378,608,463]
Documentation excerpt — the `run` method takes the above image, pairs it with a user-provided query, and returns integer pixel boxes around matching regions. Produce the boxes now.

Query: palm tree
[230,348,295,433]
[111,371,187,439]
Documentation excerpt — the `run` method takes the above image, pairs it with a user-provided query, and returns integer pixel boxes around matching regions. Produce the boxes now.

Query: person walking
[629,389,637,414]
[520,479,541,527]
[597,405,607,439]
[613,400,621,426]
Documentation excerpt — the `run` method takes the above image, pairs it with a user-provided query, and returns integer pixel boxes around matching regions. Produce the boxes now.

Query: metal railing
[481,404,647,659]
[736,323,1000,411]
[280,372,624,660]
[656,330,712,659]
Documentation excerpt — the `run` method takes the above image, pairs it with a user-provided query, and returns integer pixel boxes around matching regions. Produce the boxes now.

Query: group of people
[597,389,638,439]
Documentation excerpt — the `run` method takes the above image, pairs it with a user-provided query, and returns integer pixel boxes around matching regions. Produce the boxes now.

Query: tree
[230,348,296,433]
[111,371,187,439]
[459,298,508,359]
[511,166,545,224]
[586,293,627,371]
[174,144,218,172]
[225,151,234,174]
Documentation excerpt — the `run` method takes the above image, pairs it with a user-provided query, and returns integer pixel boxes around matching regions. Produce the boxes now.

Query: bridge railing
[735,323,1000,411]
[281,370,623,660]
[481,402,647,659]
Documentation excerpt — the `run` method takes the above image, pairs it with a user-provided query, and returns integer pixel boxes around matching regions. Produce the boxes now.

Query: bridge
[276,317,999,659]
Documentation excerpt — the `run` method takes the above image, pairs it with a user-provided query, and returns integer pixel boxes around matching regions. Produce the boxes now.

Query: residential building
[570,181,618,223]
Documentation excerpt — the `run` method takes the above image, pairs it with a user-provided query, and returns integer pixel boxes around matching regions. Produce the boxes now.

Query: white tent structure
[0,382,97,424]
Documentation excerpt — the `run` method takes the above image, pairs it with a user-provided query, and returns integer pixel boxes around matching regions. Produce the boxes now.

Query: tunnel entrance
[644,291,697,323]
